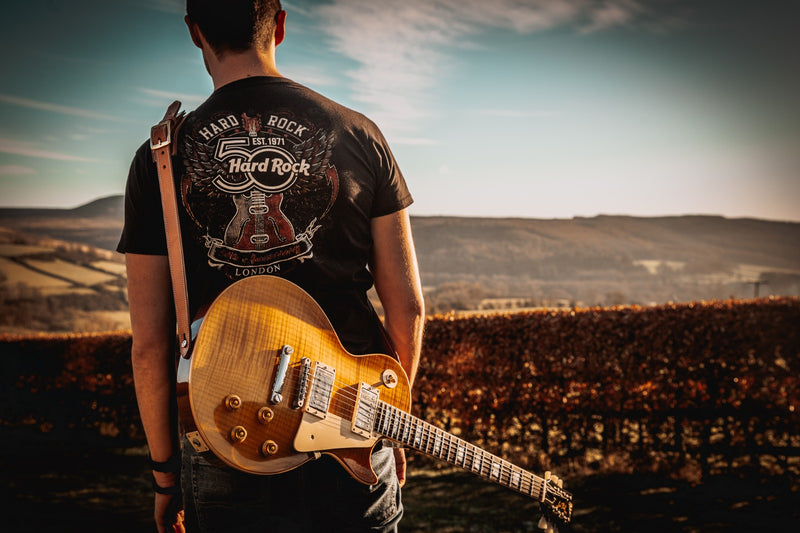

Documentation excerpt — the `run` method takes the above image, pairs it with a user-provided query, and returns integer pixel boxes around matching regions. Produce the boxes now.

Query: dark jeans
[181,439,402,532]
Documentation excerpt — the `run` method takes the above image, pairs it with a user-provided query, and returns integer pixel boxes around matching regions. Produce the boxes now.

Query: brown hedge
[411,297,799,474]
[415,298,799,419]
[1,297,798,468]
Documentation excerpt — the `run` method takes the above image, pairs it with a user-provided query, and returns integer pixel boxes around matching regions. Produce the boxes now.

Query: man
[117,1,425,531]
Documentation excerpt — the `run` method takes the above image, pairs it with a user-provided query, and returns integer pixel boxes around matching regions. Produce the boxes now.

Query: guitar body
[225,192,295,249]
[178,275,411,484]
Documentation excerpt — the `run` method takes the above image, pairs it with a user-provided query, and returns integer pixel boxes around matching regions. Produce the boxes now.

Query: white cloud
[580,0,645,33]
[283,1,314,17]
[315,0,663,136]
[138,87,208,108]
[0,138,99,163]
[0,165,35,176]
[281,66,338,88]
[390,136,439,146]
[479,109,560,119]
[447,0,585,33]
[0,94,125,122]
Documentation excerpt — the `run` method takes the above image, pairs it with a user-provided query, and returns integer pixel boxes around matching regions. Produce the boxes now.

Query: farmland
[0,227,129,333]
[3,196,800,331]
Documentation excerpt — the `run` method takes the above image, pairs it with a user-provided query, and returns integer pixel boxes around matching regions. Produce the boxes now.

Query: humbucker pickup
[352,382,380,438]
[305,361,335,419]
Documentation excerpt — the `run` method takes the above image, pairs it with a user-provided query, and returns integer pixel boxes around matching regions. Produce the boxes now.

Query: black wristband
[152,476,182,496]
[148,452,181,474]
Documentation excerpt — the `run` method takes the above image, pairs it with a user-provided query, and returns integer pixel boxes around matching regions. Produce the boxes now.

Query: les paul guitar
[176,276,573,530]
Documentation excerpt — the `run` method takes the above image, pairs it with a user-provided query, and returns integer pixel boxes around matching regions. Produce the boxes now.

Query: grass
[0,256,73,290]
[91,260,128,276]
[1,434,797,532]
[401,463,800,533]
[0,243,56,256]
[24,258,118,286]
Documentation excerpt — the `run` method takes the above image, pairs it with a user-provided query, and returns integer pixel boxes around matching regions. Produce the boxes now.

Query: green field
[0,229,128,332]
[0,256,74,293]
[24,258,118,286]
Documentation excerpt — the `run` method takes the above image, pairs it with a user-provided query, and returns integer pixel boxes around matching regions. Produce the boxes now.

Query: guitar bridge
[292,357,312,409]
[351,382,379,439]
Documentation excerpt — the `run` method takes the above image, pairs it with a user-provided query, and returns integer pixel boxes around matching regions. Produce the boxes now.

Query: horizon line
[0,194,798,224]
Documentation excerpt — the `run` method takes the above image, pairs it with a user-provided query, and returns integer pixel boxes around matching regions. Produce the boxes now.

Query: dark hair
[186,0,283,54]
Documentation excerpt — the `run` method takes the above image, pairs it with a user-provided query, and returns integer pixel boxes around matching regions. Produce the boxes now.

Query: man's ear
[274,10,286,46]
[185,15,203,49]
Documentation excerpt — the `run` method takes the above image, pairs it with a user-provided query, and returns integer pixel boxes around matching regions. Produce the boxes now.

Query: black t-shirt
[118,76,412,354]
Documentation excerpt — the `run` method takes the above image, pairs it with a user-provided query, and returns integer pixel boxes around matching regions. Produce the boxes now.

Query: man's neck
[205,48,282,90]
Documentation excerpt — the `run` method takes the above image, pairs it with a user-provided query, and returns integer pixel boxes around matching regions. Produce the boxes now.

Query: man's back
[121,75,412,353]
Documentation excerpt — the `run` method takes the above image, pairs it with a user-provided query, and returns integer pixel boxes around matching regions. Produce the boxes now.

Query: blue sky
[1,0,798,221]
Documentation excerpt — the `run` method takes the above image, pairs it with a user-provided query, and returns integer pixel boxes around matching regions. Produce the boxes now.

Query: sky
[0,0,798,221]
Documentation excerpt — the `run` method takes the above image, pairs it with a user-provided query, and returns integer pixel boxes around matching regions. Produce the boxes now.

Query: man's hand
[152,470,185,533]
[154,492,185,533]
[393,447,407,487]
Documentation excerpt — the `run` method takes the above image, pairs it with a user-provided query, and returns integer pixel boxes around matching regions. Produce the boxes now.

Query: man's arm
[370,209,425,387]
[370,209,424,487]
[125,253,184,531]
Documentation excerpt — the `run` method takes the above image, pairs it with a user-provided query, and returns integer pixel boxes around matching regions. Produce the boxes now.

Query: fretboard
[375,401,546,500]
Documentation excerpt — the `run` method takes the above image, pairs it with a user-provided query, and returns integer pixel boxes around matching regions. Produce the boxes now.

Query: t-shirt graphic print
[181,110,338,279]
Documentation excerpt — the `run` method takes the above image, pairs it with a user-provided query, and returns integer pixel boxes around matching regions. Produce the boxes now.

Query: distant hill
[410,214,800,311]
[0,196,125,251]
[68,195,125,218]
[1,195,799,323]
[412,214,800,275]
[0,195,124,219]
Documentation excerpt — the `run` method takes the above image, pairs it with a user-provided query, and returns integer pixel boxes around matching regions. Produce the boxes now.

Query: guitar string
[306,386,548,498]
[277,365,549,492]
[381,408,547,497]
[255,363,550,498]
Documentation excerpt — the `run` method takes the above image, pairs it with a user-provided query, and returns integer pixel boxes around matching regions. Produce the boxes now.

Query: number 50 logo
[212,137,310,194]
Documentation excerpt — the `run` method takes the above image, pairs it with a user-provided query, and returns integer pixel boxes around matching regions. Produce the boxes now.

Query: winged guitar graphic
[180,121,338,272]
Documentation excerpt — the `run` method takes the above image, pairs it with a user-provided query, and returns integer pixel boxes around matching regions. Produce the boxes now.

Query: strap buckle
[150,119,172,151]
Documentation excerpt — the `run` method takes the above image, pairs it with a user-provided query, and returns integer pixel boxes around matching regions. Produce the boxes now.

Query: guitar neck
[375,402,546,501]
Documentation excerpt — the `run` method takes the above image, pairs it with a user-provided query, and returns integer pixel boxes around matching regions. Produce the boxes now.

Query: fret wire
[446,433,454,463]
[378,402,548,500]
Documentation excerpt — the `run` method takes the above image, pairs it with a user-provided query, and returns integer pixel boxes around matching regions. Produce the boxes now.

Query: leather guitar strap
[150,100,191,359]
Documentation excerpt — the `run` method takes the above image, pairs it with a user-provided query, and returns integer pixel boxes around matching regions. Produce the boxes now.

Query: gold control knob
[257,406,274,424]
[230,425,247,443]
[261,440,279,456]
[224,394,242,410]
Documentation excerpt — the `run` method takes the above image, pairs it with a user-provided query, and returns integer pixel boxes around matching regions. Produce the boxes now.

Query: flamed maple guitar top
[187,275,411,481]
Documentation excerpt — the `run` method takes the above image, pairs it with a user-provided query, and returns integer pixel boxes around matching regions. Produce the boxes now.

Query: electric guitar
[224,190,295,249]
[176,275,573,530]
